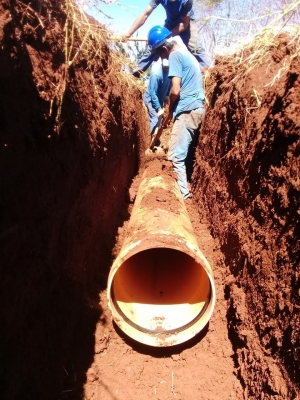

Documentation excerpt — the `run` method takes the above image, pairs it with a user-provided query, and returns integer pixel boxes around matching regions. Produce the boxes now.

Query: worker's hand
[157,108,164,118]
[121,32,131,42]
[162,112,172,128]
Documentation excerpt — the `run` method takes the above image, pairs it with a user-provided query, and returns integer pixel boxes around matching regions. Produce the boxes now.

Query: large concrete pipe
[107,161,216,347]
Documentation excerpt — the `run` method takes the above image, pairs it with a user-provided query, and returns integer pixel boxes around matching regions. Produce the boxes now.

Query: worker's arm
[169,77,181,111]
[171,16,190,36]
[122,5,154,40]
[162,76,181,127]
[170,0,193,36]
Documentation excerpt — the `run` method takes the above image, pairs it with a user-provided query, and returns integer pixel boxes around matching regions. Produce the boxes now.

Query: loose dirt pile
[0,0,299,399]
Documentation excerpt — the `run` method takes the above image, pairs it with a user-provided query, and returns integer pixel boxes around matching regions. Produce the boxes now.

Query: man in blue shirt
[148,25,205,200]
[122,0,211,77]
[144,58,171,143]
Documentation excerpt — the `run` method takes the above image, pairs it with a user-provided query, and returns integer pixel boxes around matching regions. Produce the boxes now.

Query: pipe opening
[111,248,212,334]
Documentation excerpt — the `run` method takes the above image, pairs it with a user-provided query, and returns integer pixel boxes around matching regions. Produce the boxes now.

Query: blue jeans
[135,21,212,73]
[168,107,205,199]
[144,96,158,134]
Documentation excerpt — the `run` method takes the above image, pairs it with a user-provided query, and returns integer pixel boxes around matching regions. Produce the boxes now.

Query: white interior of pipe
[112,248,210,332]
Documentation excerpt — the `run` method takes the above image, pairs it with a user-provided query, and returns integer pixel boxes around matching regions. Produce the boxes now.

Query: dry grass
[16,0,45,28]
[234,28,300,76]
[64,0,145,86]
[204,1,300,108]
[52,0,145,128]
[224,0,300,81]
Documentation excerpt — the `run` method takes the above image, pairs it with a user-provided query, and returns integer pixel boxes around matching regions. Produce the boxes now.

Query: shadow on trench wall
[0,0,147,395]
[0,63,96,399]
[0,48,138,400]
[0,265,102,400]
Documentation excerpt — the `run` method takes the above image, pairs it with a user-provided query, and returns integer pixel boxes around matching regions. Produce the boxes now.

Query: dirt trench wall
[193,39,300,398]
[0,0,148,398]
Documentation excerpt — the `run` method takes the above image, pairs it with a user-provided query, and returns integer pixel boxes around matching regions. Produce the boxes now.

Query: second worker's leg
[168,115,193,199]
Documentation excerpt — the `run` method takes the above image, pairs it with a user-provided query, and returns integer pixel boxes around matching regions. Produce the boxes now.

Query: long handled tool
[149,114,164,150]
[144,115,166,158]
[109,36,148,42]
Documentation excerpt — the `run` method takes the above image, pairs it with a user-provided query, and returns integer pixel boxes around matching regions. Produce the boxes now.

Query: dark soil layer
[0,0,147,398]
[193,35,300,398]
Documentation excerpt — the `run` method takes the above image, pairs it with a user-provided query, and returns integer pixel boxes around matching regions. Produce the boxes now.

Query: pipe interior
[112,248,211,332]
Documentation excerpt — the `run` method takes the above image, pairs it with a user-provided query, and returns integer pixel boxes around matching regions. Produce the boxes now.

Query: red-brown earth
[0,1,299,399]
[193,37,300,398]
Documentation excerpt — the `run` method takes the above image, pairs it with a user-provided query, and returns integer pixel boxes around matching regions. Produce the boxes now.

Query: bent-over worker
[144,58,171,144]
[122,0,211,77]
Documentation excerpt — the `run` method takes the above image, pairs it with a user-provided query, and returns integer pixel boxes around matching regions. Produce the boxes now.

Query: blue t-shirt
[144,60,171,112]
[149,0,194,30]
[168,47,205,117]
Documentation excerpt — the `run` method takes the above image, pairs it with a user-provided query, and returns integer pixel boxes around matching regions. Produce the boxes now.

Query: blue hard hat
[148,25,172,51]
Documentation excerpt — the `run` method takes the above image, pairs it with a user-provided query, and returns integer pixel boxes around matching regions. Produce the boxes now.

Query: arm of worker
[122,5,153,40]
[170,0,193,36]
[171,16,190,36]
[162,76,181,128]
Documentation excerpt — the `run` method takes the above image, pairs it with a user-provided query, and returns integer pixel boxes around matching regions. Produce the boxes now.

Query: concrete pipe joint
[107,171,216,347]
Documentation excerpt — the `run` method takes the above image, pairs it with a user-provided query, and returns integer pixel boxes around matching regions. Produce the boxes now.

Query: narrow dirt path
[84,173,243,400]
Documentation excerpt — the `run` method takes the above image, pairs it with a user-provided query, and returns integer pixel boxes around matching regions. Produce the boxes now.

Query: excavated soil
[192,37,300,398]
[0,1,299,400]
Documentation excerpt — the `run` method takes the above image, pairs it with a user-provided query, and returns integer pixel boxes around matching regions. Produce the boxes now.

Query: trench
[0,2,299,399]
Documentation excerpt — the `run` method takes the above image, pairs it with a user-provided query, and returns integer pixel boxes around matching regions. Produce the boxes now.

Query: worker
[148,25,205,200]
[144,58,171,144]
[122,0,211,77]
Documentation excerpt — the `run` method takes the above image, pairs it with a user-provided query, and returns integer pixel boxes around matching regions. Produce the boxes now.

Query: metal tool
[109,36,148,42]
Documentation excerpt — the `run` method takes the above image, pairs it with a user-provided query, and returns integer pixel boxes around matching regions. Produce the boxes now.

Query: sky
[83,0,166,38]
